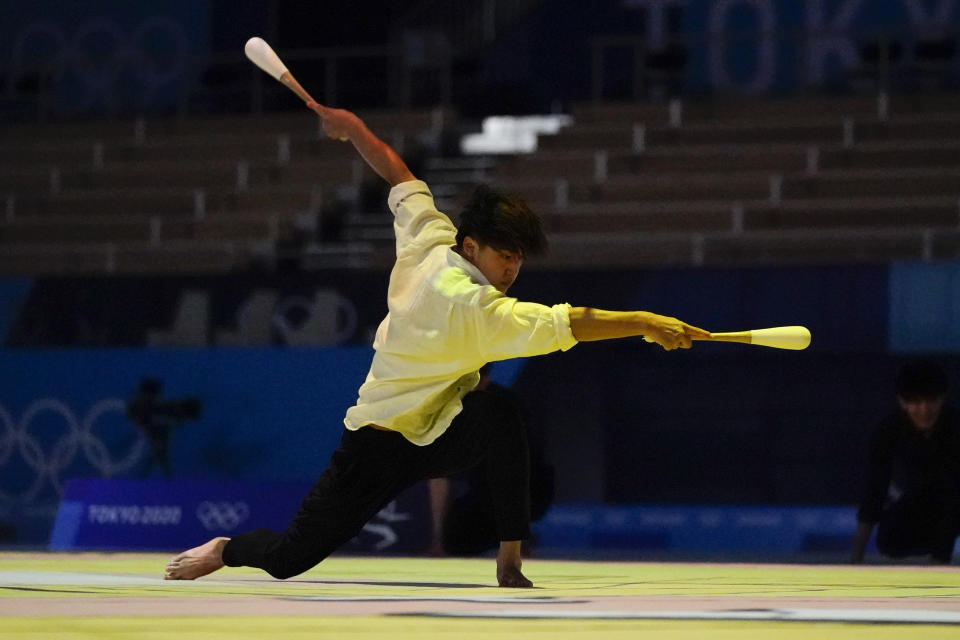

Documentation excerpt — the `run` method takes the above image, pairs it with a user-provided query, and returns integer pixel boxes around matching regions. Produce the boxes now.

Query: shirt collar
[447,246,490,286]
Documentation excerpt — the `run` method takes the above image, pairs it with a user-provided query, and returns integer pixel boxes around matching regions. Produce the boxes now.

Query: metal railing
[0,0,553,123]
[3,26,957,123]
[394,0,546,57]
[0,43,453,123]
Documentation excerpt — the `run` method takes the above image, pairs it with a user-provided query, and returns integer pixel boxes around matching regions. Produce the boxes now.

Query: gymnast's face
[898,394,945,433]
[460,236,523,293]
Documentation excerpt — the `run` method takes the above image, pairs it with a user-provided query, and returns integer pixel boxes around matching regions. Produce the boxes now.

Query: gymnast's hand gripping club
[245,36,352,142]
[645,325,811,350]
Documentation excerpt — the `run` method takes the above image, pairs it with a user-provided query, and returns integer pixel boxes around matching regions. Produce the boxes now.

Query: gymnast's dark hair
[896,360,949,399]
[455,184,547,257]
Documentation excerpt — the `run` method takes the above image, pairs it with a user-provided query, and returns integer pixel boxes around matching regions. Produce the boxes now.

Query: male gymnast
[165,102,709,587]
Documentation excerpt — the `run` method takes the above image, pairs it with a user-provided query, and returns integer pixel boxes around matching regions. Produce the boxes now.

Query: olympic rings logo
[8,17,189,111]
[196,501,250,531]
[0,398,146,504]
[273,291,359,346]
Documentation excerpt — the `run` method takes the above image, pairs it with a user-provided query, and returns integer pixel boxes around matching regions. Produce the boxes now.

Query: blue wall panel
[889,261,960,353]
[0,346,374,544]
[5,261,960,548]
[0,346,373,482]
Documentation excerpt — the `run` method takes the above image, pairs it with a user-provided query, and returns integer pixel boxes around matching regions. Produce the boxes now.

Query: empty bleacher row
[491,92,960,268]
[1,92,959,274]
[0,110,444,274]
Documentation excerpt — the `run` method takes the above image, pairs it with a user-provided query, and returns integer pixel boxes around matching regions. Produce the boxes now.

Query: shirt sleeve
[857,418,896,523]
[388,180,457,259]
[472,293,578,361]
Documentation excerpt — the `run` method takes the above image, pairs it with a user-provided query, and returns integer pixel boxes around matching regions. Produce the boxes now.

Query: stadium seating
[1,93,958,274]
[0,109,444,274]
[496,92,960,268]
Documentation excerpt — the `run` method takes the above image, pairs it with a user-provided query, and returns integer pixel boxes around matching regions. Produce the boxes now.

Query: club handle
[698,331,752,344]
[280,71,315,104]
[644,331,750,345]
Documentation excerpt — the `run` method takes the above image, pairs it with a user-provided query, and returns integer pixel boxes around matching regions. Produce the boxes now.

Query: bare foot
[496,539,533,588]
[497,563,533,588]
[164,537,229,580]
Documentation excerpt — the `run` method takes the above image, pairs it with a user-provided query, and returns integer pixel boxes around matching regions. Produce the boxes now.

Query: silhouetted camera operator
[126,378,202,478]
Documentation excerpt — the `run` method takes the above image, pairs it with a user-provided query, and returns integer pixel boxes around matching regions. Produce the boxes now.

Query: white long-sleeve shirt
[343,180,578,445]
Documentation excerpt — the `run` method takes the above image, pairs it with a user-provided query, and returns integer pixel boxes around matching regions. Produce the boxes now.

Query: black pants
[221,390,531,579]
[443,446,554,557]
[876,492,959,563]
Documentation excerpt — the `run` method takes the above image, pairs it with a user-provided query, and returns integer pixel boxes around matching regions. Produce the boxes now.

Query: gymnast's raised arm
[307,101,416,187]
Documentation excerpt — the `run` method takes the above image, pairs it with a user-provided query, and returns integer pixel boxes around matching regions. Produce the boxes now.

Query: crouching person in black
[851,361,960,564]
